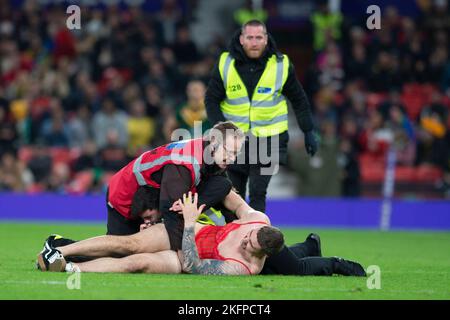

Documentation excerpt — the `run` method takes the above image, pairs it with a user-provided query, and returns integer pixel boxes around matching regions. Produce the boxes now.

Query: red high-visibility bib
[108,138,204,218]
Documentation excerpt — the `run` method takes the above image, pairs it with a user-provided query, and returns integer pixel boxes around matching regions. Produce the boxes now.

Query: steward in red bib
[106,121,245,250]
[108,138,204,219]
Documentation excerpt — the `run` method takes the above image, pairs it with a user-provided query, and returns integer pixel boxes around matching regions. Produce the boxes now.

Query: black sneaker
[333,257,366,277]
[46,234,76,248]
[306,233,322,257]
[36,242,66,272]
[42,234,91,263]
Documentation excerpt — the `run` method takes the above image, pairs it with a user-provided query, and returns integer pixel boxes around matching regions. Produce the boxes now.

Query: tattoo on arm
[182,226,247,275]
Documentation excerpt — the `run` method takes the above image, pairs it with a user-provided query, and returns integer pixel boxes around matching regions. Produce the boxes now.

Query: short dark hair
[241,19,267,34]
[130,186,160,219]
[256,226,284,256]
[206,121,245,145]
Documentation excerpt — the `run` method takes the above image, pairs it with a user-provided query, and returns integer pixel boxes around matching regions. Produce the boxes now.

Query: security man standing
[205,19,318,212]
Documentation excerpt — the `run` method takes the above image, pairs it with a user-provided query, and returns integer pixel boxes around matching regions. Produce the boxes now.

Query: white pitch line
[1,280,66,285]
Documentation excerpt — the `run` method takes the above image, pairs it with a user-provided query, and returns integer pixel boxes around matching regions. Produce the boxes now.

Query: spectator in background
[338,138,360,197]
[27,144,52,191]
[378,90,406,121]
[63,71,98,113]
[311,0,343,53]
[0,151,34,192]
[175,80,211,135]
[416,92,449,172]
[40,101,70,147]
[386,105,416,165]
[421,0,450,37]
[99,68,126,111]
[144,83,163,119]
[92,97,129,149]
[340,115,363,154]
[312,86,338,125]
[122,83,142,110]
[316,42,345,91]
[368,51,402,92]
[67,104,94,149]
[368,14,396,55]
[345,42,370,82]
[428,45,448,84]
[290,119,340,197]
[73,140,99,174]
[98,129,129,174]
[339,83,368,130]
[127,99,156,156]
[135,46,159,81]
[47,162,70,193]
[0,98,18,157]
[50,9,77,64]
[403,32,429,83]
[160,46,186,97]
[234,0,268,27]
[359,109,391,159]
[171,22,202,78]
[157,0,183,45]
[140,60,172,98]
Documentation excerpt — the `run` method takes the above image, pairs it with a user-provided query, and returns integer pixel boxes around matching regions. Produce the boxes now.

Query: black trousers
[261,242,335,276]
[106,203,141,235]
[227,163,273,212]
[227,132,289,213]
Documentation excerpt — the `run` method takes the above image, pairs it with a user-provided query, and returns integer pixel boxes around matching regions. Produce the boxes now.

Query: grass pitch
[0,222,449,300]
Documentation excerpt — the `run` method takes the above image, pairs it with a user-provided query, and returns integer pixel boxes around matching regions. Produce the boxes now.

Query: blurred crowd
[288,1,450,198]
[0,0,449,197]
[0,0,215,193]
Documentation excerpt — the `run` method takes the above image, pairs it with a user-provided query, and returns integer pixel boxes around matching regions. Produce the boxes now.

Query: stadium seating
[66,170,95,194]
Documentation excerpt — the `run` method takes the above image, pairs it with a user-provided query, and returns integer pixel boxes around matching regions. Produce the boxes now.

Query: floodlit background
[0,0,449,229]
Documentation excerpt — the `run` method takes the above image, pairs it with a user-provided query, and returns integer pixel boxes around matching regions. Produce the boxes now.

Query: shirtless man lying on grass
[37,191,284,275]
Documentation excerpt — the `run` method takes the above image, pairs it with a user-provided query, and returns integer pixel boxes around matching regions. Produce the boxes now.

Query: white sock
[65,262,81,273]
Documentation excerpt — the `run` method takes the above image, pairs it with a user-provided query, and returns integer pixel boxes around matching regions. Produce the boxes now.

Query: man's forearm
[205,101,226,125]
[223,190,252,219]
[159,165,192,215]
[283,64,314,133]
[205,65,227,125]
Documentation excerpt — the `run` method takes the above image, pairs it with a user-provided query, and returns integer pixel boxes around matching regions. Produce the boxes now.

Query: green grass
[0,222,449,300]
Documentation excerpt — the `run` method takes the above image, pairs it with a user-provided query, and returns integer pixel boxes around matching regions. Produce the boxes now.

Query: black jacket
[205,30,314,134]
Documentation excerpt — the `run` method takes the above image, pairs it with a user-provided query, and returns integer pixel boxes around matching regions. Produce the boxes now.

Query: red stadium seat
[360,164,385,183]
[401,92,424,120]
[394,166,416,183]
[49,147,72,165]
[415,165,443,183]
[401,83,438,121]
[26,182,46,194]
[66,170,94,194]
[18,146,35,164]
[366,93,387,110]
[359,153,386,183]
